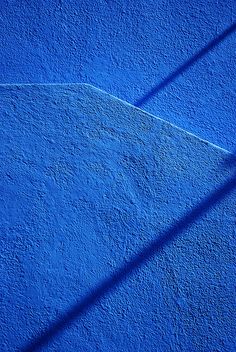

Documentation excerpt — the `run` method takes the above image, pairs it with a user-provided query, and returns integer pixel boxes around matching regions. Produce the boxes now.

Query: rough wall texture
[0,0,235,151]
[0,84,235,351]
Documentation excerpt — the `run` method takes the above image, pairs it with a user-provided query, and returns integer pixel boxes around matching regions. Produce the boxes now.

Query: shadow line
[134,22,236,107]
[22,161,236,351]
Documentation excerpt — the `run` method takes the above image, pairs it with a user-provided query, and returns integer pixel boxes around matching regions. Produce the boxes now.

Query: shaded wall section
[0,0,235,151]
[0,83,235,351]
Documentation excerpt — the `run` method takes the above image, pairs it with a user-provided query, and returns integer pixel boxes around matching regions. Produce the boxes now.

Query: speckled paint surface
[0,1,235,151]
[0,84,235,351]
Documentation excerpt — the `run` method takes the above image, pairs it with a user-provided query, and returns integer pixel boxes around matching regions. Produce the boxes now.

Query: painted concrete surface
[0,83,235,351]
[0,1,235,152]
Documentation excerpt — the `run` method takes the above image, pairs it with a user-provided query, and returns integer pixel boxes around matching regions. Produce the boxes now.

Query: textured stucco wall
[0,84,235,351]
[0,0,235,151]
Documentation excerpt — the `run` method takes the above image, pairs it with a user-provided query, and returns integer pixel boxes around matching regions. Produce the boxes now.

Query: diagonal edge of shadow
[134,22,236,108]
[21,155,236,352]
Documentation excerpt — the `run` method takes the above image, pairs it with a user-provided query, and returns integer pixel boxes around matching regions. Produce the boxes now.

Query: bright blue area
[0,0,235,151]
[0,84,235,351]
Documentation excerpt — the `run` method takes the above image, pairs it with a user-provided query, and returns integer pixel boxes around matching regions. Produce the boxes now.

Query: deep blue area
[0,84,236,351]
[0,0,235,150]
[22,165,236,352]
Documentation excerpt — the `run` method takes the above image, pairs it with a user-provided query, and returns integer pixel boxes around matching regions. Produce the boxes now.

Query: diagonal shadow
[22,153,236,352]
[134,22,236,108]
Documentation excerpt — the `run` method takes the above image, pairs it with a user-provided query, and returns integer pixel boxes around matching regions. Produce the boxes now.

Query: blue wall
[0,84,236,351]
[0,0,235,151]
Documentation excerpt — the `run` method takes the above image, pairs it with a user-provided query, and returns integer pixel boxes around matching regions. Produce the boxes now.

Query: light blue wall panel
[0,84,235,351]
